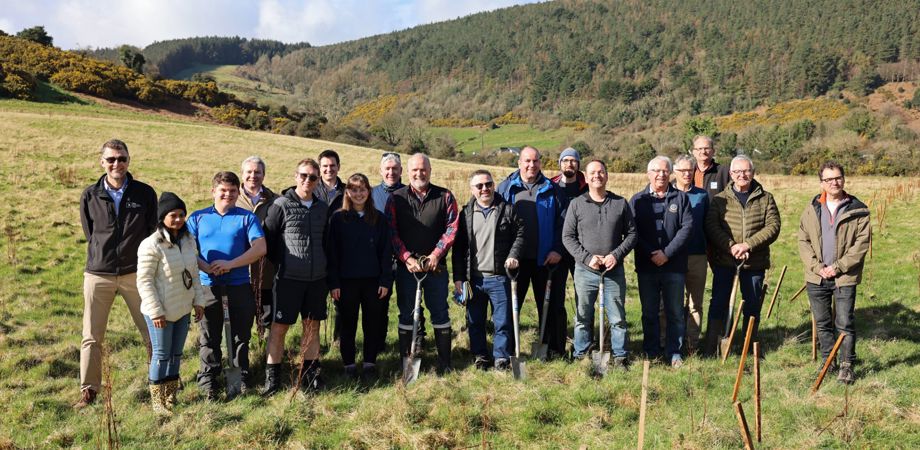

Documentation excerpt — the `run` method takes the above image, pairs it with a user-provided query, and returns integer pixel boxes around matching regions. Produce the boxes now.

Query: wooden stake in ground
[811,314,818,361]
[734,401,755,450]
[754,342,762,443]
[732,316,757,402]
[766,265,787,319]
[789,283,807,303]
[637,360,650,450]
[721,300,745,363]
[812,333,846,394]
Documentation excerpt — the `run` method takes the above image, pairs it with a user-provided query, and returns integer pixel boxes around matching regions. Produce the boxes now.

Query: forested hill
[90,36,310,78]
[237,0,920,125]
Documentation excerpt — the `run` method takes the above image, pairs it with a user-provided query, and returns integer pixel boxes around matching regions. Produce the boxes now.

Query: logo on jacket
[668,204,678,213]
[125,201,142,209]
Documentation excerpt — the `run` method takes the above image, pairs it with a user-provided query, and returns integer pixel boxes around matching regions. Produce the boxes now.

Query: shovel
[402,257,429,385]
[219,286,243,399]
[507,267,526,380]
[530,265,557,361]
[591,269,611,377]
[719,259,745,359]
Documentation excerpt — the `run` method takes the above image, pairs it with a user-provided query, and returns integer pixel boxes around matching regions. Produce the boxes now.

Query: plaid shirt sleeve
[431,190,459,260]
[386,195,412,263]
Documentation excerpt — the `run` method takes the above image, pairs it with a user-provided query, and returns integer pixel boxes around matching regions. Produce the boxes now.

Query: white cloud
[1,0,540,49]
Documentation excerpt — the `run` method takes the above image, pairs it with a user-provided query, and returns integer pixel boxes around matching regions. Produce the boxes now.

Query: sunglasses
[297,172,318,182]
[103,156,128,164]
[472,181,494,190]
[382,152,401,163]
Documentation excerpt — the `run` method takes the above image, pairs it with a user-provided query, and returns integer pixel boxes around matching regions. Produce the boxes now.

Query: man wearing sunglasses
[76,139,158,409]
[261,159,331,394]
[452,170,524,370]
[798,161,870,384]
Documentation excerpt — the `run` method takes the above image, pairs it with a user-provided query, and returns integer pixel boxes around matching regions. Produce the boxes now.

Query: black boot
[702,319,725,357]
[398,329,413,358]
[300,360,325,392]
[434,327,453,374]
[261,363,282,397]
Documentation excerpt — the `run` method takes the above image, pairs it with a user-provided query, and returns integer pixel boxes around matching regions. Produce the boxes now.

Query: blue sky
[0,0,541,50]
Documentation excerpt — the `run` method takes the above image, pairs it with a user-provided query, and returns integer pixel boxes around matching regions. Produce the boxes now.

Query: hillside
[1,97,919,448]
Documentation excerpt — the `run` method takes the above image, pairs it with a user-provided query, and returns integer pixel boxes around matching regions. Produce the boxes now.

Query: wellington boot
[149,383,172,417]
[163,379,180,410]
[434,327,453,374]
[702,319,725,357]
[261,363,282,397]
[398,329,413,358]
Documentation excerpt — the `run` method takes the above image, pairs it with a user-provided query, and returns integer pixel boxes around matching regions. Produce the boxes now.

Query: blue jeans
[144,314,190,383]
[467,275,512,360]
[395,265,450,330]
[637,272,686,358]
[708,265,765,326]
[573,265,628,358]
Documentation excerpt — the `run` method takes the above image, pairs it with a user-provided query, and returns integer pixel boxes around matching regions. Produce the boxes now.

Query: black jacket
[696,161,731,198]
[452,197,525,282]
[80,173,157,275]
[327,210,394,289]
[264,187,328,282]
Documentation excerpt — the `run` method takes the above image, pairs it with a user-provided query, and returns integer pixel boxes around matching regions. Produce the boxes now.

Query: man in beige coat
[798,161,870,384]
[237,156,279,338]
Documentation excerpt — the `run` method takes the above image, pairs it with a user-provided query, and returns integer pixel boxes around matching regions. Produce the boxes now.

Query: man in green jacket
[703,155,781,354]
[797,161,870,384]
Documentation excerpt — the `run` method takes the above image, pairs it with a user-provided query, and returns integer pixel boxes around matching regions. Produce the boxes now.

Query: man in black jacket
[262,158,329,395]
[453,169,524,370]
[76,139,157,409]
[691,135,731,198]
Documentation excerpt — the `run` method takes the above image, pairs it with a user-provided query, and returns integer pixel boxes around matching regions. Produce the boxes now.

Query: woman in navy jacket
[327,173,393,382]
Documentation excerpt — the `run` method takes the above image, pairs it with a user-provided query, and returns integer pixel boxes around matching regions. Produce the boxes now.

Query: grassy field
[172,64,305,109]
[1,97,919,449]
[429,124,583,155]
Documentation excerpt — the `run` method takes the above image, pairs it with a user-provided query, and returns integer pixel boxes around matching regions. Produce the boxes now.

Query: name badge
[710,182,718,189]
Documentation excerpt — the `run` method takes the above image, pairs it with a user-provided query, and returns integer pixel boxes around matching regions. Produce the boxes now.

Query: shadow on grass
[33,81,89,104]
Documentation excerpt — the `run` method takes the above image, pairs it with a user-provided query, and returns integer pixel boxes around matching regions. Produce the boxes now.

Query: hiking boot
[204,385,220,402]
[261,363,282,397]
[473,356,491,371]
[837,362,855,385]
[611,356,629,371]
[434,327,453,374]
[149,383,172,417]
[817,357,838,376]
[494,358,511,371]
[73,389,97,410]
[301,360,325,392]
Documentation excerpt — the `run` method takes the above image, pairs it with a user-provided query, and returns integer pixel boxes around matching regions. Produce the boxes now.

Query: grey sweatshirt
[562,191,638,268]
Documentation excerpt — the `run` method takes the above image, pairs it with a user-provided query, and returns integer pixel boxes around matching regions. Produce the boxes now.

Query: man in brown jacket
[798,161,870,384]
[238,156,280,338]
[703,155,780,354]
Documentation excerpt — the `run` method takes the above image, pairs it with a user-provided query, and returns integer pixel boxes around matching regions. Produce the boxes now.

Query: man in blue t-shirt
[187,171,266,400]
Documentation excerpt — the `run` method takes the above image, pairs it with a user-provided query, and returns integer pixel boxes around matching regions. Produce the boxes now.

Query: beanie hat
[157,192,187,222]
[559,147,581,164]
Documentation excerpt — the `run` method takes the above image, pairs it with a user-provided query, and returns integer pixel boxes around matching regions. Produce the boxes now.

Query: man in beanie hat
[76,139,157,409]
[551,147,588,330]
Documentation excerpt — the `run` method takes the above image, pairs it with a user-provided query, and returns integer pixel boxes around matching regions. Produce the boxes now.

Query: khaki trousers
[684,254,708,350]
[80,272,151,392]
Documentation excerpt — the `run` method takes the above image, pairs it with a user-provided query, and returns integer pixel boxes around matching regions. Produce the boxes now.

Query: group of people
[73,135,871,416]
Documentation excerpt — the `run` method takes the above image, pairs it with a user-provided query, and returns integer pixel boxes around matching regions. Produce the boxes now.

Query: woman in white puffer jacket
[136,192,205,415]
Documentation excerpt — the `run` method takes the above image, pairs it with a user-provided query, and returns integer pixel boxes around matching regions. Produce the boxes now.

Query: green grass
[1,99,919,448]
[172,64,304,108]
[430,123,583,154]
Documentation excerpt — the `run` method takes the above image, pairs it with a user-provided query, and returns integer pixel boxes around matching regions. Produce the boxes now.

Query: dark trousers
[709,265,765,324]
[807,279,857,363]
[338,278,386,365]
[515,259,569,355]
[197,284,256,389]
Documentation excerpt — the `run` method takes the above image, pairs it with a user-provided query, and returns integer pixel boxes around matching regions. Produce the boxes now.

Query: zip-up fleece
[797,192,871,286]
[136,228,206,322]
[264,187,328,282]
[705,180,781,270]
[496,170,566,264]
[80,173,157,275]
[453,196,525,281]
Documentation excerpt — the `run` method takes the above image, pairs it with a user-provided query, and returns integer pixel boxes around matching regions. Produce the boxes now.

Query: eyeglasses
[472,181,494,190]
[648,169,670,174]
[103,156,128,164]
[821,176,844,184]
[297,172,318,182]
[731,169,753,175]
[674,169,693,174]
